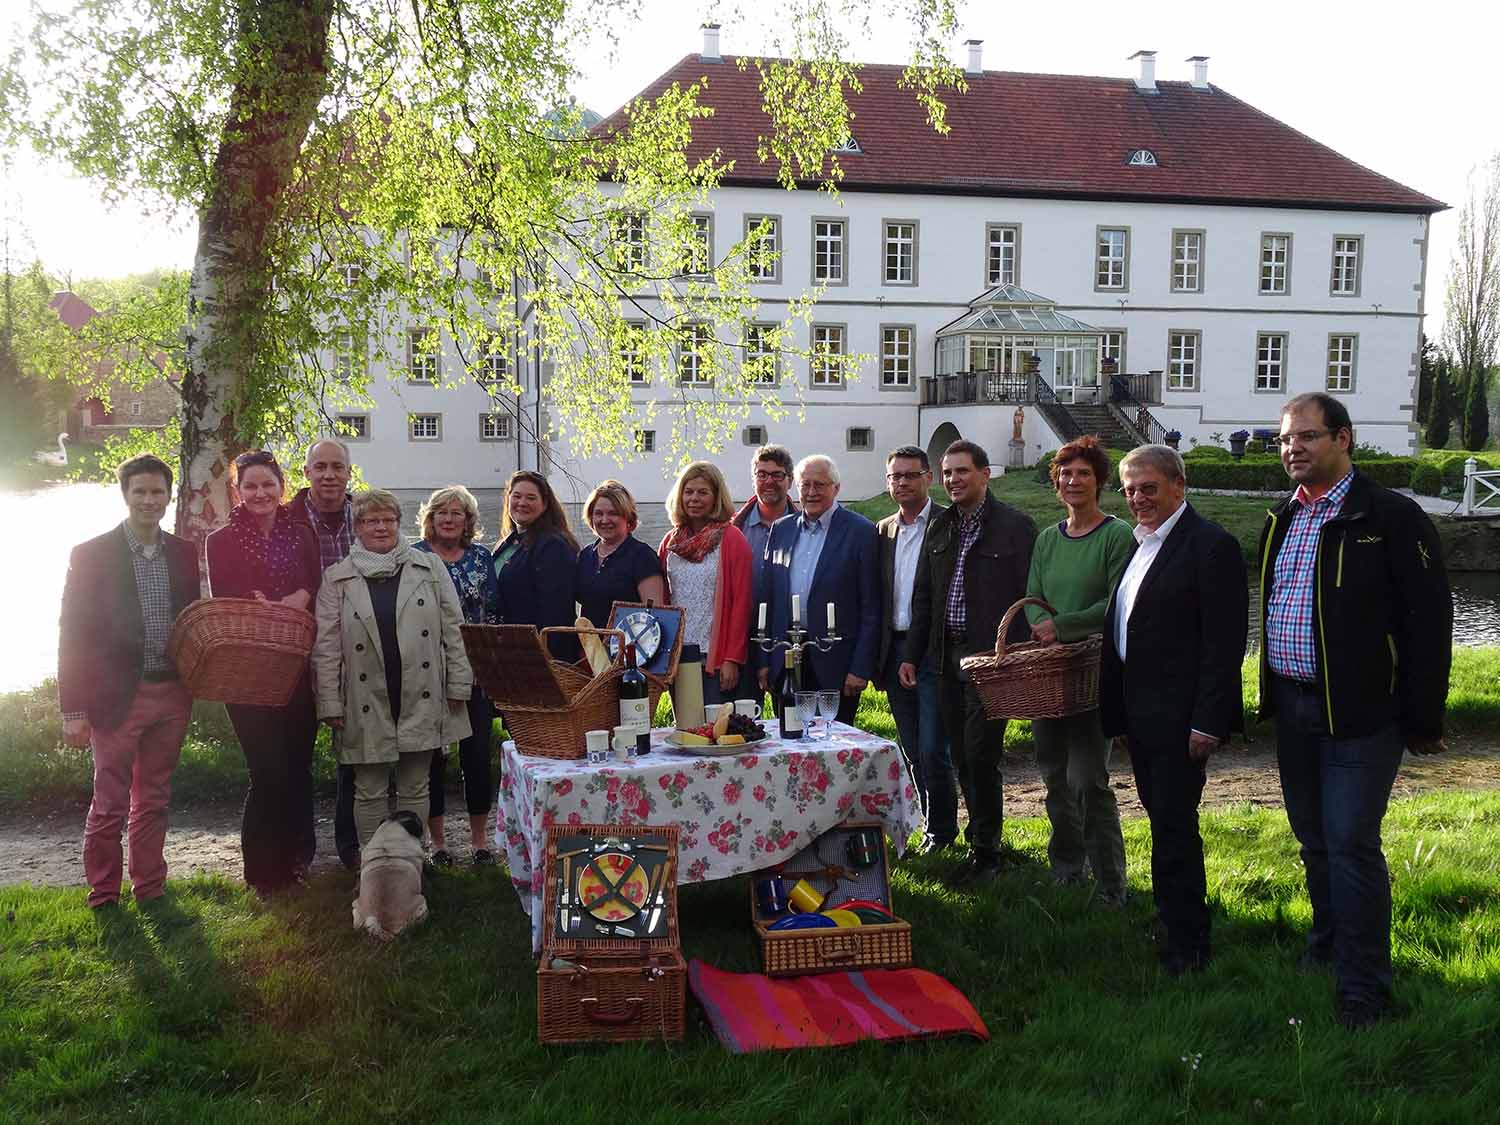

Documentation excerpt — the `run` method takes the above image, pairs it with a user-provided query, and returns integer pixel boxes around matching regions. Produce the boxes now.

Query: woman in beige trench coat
[313,488,473,850]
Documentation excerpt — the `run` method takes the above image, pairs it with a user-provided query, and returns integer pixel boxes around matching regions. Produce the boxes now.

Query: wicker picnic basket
[461,624,631,760]
[606,600,685,716]
[168,597,316,706]
[959,597,1101,721]
[538,823,685,1044]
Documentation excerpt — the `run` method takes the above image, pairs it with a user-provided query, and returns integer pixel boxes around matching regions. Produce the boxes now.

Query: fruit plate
[663,731,766,756]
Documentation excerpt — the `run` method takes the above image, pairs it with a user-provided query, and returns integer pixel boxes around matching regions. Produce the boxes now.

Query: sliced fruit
[675,730,712,746]
[713,707,732,738]
[717,733,746,746]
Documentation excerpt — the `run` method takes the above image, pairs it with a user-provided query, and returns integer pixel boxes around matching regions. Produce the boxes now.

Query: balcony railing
[922,369,1162,407]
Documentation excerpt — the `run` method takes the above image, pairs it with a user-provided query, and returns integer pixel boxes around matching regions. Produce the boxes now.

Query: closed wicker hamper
[169,597,315,706]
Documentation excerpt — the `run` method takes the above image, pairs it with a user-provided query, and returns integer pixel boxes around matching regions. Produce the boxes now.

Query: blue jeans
[1274,676,1405,1005]
[883,647,957,842]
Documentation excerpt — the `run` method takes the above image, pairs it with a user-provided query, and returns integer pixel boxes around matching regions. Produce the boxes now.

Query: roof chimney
[1186,55,1210,89]
[701,23,721,63]
[1129,49,1157,93]
[964,39,983,77]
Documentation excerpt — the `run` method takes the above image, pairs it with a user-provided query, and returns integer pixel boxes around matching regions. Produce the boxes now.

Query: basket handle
[993,597,1056,658]
[816,934,861,962]
[578,996,644,1025]
[540,627,627,667]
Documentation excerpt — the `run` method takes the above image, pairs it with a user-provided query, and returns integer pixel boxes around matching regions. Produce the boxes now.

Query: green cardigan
[1024,516,1135,642]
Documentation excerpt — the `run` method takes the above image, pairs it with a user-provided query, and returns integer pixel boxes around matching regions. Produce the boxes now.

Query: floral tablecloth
[494,721,922,951]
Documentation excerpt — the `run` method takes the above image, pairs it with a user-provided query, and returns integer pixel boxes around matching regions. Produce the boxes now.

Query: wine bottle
[779,648,804,741]
[619,641,651,755]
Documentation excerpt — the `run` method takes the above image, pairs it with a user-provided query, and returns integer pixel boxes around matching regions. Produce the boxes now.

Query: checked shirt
[944,504,985,632]
[304,492,355,571]
[1266,470,1354,684]
[122,522,174,674]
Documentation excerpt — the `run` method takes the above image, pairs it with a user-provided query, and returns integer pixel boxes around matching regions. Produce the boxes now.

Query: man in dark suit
[900,440,1036,884]
[875,445,955,851]
[59,453,200,908]
[757,455,880,726]
[1100,444,1248,974]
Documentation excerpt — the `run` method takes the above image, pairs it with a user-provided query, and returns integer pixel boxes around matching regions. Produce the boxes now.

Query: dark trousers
[334,761,358,863]
[938,641,1007,861]
[226,680,317,892]
[882,642,957,842]
[1128,734,1210,960]
[429,691,496,818]
[1274,676,1405,1005]
[799,660,861,727]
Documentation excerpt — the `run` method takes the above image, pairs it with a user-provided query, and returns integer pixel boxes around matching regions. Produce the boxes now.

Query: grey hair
[795,454,840,485]
[352,488,402,524]
[304,436,352,468]
[1119,444,1186,483]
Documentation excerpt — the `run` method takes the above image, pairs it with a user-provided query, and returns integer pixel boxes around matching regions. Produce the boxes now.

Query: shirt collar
[800,502,838,532]
[1292,469,1355,512]
[957,499,985,533]
[121,521,160,557]
[748,500,788,529]
[1133,501,1187,547]
[899,500,933,528]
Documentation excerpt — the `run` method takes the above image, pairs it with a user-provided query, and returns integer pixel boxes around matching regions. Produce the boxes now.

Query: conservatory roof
[937,288,1101,336]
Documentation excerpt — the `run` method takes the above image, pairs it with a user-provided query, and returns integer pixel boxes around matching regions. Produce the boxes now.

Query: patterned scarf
[228,503,304,596]
[663,519,728,564]
[348,539,412,579]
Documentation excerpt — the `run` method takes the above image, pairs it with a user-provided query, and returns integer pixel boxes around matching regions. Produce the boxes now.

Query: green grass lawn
[2,790,1497,1123]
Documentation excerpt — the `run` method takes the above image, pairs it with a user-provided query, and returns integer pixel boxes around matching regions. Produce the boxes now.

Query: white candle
[758,601,767,631]
[791,594,801,624]
[827,601,836,632]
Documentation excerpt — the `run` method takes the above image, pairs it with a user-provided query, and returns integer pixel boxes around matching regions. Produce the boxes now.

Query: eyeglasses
[754,470,788,482]
[1276,429,1335,447]
[1120,483,1161,499]
[885,471,927,483]
[798,480,833,492]
[361,516,400,527]
[234,450,277,469]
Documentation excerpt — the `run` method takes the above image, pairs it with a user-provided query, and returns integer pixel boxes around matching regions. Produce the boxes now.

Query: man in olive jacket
[1258,393,1451,1030]
[900,440,1036,883]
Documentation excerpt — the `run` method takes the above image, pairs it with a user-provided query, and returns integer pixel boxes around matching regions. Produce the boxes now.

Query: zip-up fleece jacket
[1256,470,1452,743]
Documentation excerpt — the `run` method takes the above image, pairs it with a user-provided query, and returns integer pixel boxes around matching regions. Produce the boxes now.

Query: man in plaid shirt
[1259,393,1451,1031]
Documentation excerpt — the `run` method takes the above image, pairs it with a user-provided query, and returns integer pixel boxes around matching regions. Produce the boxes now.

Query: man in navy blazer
[756,455,881,726]
[1100,444,1248,976]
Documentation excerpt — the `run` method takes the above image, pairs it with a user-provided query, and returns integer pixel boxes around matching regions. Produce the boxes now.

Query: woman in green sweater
[1025,435,1135,904]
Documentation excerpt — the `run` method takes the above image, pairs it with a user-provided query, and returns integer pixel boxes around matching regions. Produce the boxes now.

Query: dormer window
[1126,148,1158,167]
[833,135,862,154]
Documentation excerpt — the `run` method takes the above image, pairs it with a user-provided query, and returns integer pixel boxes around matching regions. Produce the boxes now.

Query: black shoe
[472,849,495,867]
[949,856,1002,887]
[338,847,360,871]
[431,849,453,868]
[918,835,956,856]
[1339,994,1394,1031]
[1158,950,1211,977]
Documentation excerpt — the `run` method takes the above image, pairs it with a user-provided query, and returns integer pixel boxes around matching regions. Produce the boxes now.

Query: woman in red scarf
[658,461,752,706]
[205,451,322,896]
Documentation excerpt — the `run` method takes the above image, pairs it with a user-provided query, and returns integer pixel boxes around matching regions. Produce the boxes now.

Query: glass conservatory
[933,285,1106,403]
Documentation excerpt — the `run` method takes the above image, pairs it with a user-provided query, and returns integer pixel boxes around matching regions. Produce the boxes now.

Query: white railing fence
[1459,457,1500,516]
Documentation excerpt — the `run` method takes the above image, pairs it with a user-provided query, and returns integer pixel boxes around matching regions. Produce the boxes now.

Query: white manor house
[337,34,1443,506]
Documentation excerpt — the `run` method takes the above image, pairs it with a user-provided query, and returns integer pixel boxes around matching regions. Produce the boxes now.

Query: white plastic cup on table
[585,728,611,765]
[612,725,634,761]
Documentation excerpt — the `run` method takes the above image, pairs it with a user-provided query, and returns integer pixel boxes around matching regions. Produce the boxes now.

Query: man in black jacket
[1101,445,1248,975]
[900,440,1035,883]
[1259,393,1451,1029]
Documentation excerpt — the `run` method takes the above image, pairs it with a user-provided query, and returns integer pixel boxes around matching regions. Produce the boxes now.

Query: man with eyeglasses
[733,444,797,706]
[875,446,955,853]
[289,437,362,869]
[758,455,879,726]
[1101,444,1247,976]
[1258,393,1451,1030]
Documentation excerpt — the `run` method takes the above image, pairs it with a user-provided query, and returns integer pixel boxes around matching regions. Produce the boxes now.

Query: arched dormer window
[1126,148,1158,167]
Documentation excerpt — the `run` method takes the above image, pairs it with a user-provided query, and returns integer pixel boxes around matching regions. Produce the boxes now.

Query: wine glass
[795,692,819,740]
[816,690,841,739]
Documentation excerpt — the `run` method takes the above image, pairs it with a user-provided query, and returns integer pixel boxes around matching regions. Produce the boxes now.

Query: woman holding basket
[1023,435,1134,905]
[204,449,322,896]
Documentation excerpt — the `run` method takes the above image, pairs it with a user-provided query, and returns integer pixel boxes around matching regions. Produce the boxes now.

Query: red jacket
[658,523,752,672]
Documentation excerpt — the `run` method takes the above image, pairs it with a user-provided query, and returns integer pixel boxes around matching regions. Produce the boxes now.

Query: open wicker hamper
[751,819,913,977]
[538,824,685,1044]
[168,597,316,706]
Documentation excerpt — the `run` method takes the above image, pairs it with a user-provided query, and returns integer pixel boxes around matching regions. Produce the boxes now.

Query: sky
[3,0,1497,337]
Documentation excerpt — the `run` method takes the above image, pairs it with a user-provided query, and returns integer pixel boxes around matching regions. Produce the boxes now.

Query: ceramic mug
[733,699,762,720]
[846,828,880,869]
[755,876,788,916]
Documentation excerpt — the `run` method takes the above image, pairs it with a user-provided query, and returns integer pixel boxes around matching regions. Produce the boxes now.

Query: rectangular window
[612,211,646,272]
[677,322,712,385]
[1327,334,1356,391]
[813,218,846,284]
[479,413,512,441]
[1095,227,1129,290]
[1167,331,1200,391]
[1259,233,1291,294]
[621,320,647,385]
[742,322,778,384]
[335,329,364,381]
[476,338,507,387]
[634,429,655,453]
[985,224,1019,286]
[682,213,713,277]
[810,324,846,387]
[1330,236,1362,296]
[1171,230,1204,292]
[745,215,780,282]
[408,413,442,441]
[337,258,362,287]
[407,326,439,382]
[129,401,143,417]
[846,427,873,452]
[1100,331,1127,376]
[1255,333,1287,392]
[881,326,914,388]
[883,220,916,284]
[743,425,768,446]
[335,414,370,441]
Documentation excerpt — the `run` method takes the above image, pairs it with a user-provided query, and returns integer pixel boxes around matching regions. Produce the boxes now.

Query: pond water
[2,483,1498,695]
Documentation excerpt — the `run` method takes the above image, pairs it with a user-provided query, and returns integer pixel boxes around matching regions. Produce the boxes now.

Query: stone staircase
[1065,404,1139,450]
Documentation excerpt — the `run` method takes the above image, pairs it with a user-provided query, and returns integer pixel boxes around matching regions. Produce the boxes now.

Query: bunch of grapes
[725,712,765,740]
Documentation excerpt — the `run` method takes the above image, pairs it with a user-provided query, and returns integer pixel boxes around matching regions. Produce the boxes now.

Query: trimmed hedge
[1411,461,1443,496]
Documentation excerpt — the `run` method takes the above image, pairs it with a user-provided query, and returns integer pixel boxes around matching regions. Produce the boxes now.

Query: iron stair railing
[1108,374,1168,447]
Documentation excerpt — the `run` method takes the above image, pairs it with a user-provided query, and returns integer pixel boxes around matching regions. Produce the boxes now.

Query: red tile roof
[595,56,1444,213]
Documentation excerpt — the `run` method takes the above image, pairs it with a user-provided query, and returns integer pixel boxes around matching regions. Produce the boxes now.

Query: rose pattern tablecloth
[494,721,922,951]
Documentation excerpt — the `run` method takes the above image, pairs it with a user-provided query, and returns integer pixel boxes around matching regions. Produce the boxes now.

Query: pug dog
[353,810,429,940]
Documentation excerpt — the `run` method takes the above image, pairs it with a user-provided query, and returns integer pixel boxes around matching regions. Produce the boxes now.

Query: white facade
[340,182,1431,508]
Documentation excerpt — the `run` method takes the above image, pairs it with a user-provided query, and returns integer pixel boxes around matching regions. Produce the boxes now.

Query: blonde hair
[418,485,481,545]
[584,479,640,533]
[666,461,735,527]
[352,488,402,525]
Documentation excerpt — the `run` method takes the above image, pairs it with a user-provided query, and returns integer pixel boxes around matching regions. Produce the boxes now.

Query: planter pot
[1229,430,1249,460]
[1164,431,1182,449]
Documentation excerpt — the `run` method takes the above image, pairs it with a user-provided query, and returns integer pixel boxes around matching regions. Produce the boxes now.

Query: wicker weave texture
[959,597,1102,720]
[168,598,314,706]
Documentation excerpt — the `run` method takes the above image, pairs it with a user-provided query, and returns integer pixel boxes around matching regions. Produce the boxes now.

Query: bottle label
[620,698,650,731]
[783,706,802,733]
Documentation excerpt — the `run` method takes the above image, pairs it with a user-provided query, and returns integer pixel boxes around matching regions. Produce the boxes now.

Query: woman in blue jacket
[493,470,579,660]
